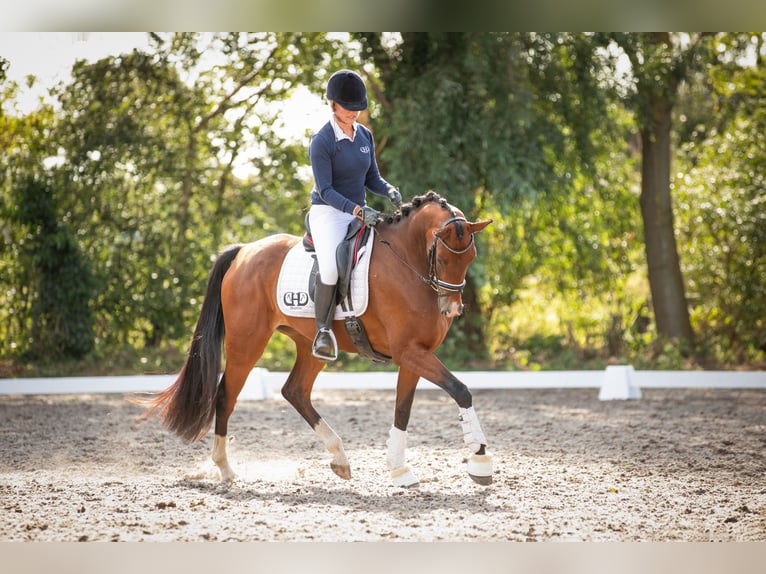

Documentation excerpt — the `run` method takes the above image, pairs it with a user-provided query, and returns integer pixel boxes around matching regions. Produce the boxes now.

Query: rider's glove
[357,205,380,226]
[387,187,402,209]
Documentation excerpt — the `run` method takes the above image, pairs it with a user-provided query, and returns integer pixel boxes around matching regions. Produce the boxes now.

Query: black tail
[142,245,243,442]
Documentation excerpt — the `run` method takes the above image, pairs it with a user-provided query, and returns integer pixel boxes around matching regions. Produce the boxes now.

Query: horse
[142,191,493,488]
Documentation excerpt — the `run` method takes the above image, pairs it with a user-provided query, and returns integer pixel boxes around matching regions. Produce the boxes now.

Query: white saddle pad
[276,229,375,319]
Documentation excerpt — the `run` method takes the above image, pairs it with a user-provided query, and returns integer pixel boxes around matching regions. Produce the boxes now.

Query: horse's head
[380,192,492,319]
[425,204,492,319]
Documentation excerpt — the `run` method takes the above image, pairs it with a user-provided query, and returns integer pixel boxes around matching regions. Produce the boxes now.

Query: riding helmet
[326,70,368,111]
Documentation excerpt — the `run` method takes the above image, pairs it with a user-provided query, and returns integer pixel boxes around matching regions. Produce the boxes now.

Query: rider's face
[332,102,360,126]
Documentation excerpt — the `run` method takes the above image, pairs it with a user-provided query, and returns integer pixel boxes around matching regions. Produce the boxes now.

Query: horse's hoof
[217,464,237,485]
[391,465,419,489]
[331,463,352,480]
[220,472,237,485]
[468,473,493,486]
[467,452,493,486]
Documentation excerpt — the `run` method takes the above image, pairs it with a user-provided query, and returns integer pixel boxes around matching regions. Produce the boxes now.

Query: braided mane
[382,190,464,239]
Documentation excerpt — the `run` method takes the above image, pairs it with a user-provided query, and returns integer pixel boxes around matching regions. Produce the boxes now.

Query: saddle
[303,214,389,364]
[303,214,372,307]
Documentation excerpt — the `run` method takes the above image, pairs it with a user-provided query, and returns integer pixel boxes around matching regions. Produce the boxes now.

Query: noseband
[380,216,474,297]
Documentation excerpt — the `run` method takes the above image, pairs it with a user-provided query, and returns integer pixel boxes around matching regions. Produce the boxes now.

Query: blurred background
[1,32,764,377]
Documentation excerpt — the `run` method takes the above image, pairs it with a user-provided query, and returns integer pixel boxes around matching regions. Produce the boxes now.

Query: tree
[11,177,96,358]
[52,49,201,347]
[674,33,766,363]
[357,33,641,363]
[607,33,715,346]
[47,33,348,351]
[4,33,762,371]
[1,71,95,359]
[356,33,519,362]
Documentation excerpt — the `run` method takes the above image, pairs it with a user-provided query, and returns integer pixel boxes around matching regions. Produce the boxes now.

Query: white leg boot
[386,426,419,488]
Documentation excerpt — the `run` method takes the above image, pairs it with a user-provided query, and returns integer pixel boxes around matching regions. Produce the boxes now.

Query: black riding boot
[312,279,338,361]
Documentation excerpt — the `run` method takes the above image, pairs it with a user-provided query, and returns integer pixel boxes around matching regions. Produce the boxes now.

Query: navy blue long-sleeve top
[309,120,393,214]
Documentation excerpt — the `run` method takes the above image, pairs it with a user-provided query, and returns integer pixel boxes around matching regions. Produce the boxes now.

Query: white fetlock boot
[386,426,419,488]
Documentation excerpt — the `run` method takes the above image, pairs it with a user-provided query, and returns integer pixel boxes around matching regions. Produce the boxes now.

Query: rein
[378,215,474,297]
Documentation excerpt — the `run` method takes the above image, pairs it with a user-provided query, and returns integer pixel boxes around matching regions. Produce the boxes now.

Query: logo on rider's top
[360,146,370,154]
[283,291,309,307]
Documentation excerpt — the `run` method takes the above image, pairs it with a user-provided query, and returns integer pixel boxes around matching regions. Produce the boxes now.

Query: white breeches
[309,204,357,285]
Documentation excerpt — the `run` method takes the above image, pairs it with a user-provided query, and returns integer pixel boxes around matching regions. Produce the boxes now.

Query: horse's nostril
[440,302,464,318]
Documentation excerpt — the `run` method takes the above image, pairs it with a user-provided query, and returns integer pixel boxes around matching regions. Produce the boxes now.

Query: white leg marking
[386,426,419,488]
[314,419,351,478]
[212,434,237,484]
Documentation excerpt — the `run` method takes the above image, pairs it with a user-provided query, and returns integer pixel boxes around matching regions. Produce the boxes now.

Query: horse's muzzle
[440,300,464,318]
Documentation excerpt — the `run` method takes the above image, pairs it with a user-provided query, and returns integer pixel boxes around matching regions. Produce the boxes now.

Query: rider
[308,69,402,362]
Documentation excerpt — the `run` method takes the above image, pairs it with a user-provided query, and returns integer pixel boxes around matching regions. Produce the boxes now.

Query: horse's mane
[381,190,464,239]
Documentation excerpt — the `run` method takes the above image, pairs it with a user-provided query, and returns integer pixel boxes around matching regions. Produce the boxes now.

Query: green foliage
[9,177,96,359]
[674,61,766,365]
[362,33,562,209]
[51,50,201,348]
[37,34,342,355]
[1,92,68,357]
[2,32,765,375]
[361,32,651,367]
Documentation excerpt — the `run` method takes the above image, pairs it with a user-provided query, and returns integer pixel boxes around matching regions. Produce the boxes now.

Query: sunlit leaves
[2,33,764,369]
[675,59,766,362]
[1,33,350,359]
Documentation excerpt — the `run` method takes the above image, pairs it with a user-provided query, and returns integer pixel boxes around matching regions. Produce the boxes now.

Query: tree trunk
[640,95,694,343]
[453,274,490,364]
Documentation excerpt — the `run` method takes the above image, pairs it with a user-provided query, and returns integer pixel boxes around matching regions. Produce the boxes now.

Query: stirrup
[312,328,338,361]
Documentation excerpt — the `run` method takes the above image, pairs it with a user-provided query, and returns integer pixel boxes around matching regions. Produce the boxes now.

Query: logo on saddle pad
[283,291,309,307]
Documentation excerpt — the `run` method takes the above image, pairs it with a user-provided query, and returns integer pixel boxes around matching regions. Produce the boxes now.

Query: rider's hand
[387,187,402,209]
[355,205,380,226]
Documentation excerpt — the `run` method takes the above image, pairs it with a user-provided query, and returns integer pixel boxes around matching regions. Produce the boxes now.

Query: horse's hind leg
[212,341,270,484]
[280,329,351,480]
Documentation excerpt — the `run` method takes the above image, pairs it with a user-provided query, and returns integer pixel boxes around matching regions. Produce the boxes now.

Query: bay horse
[142,191,493,488]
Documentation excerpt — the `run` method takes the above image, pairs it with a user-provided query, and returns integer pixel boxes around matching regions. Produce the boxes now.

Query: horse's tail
[139,244,243,442]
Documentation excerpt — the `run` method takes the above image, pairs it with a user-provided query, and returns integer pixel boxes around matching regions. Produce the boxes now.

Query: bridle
[379,215,475,298]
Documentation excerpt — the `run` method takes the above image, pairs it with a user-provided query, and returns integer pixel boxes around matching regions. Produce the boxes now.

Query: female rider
[308,69,401,361]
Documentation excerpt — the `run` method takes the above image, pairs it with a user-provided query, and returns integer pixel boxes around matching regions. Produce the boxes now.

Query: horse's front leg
[397,347,493,485]
[457,405,493,485]
[386,367,421,488]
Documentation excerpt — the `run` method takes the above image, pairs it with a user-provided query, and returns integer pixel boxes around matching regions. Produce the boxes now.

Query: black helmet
[326,69,367,111]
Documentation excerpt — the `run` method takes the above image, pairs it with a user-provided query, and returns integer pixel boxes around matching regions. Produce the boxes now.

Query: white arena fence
[1,365,765,401]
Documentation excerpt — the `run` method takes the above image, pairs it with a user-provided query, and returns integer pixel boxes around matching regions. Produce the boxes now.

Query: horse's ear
[469,219,492,234]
